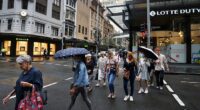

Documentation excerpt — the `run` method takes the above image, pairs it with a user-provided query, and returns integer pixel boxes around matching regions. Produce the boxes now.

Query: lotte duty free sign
[150,8,200,17]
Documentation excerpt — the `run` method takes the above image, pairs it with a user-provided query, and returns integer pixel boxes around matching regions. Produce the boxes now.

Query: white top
[155,54,169,71]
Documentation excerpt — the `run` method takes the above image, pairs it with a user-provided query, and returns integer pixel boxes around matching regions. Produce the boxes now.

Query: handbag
[123,69,130,80]
[18,86,44,110]
[69,84,78,96]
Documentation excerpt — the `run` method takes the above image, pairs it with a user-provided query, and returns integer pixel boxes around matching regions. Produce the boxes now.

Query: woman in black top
[2,55,43,110]
[123,52,137,101]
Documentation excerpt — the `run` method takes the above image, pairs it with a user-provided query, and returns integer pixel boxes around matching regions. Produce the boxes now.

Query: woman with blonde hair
[123,51,137,101]
[105,51,119,99]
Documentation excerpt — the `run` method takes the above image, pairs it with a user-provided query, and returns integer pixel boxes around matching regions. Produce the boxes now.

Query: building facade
[0,0,64,56]
[63,0,77,48]
[120,0,200,64]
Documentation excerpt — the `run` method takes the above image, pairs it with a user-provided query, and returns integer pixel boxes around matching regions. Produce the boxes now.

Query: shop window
[4,41,11,55]
[8,0,14,9]
[50,44,56,55]
[16,41,28,55]
[22,0,28,9]
[191,23,200,64]
[33,42,47,55]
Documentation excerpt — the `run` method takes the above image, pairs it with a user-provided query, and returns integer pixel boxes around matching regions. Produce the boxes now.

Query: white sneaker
[138,88,144,94]
[103,82,106,86]
[160,87,163,90]
[95,83,100,87]
[129,96,134,101]
[156,86,159,89]
[123,95,129,101]
[108,94,112,98]
[144,88,148,94]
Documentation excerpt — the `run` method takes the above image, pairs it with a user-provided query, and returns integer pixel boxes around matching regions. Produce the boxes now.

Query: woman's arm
[2,89,16,104]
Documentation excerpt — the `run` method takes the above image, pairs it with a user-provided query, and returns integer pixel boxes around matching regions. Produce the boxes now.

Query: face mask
[139,53,144,58]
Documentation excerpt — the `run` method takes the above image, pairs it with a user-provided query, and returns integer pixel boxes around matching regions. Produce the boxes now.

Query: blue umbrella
[54,47,90,58]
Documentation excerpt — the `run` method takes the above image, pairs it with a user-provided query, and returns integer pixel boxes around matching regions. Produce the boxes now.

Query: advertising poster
[192,44,200,64]
[167,44,186,63]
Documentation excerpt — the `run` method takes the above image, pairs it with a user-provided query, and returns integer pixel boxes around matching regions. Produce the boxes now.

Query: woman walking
[105,51,119,99]
[123,52,137,101]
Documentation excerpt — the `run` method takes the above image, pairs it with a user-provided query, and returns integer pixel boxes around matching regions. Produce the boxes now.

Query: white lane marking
[172,94,185,107]
[40,62,45,64]
[43,82,58,88]
[166,85,174,93]
[65,77,73,81]
[181,81,200,84]
[10,96,16,99]
[9,82,58,99]
[64,65,70,67]
[47,63,53,65]
[163,80,167,85]
[55,64,61,66]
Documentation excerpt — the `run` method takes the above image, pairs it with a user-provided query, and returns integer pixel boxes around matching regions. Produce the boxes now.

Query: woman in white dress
[136,57,150,94]
[96,52,107,87]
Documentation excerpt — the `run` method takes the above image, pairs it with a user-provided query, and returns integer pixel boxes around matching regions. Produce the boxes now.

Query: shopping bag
[18,86,44,110]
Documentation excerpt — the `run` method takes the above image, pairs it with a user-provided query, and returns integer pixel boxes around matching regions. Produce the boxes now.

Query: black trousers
[155,70,164,87]
[68,87,92,110]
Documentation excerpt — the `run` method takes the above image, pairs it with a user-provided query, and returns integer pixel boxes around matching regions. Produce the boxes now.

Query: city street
[0,59,199,110]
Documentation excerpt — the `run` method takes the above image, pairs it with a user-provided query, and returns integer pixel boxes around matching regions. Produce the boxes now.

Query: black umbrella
[138,46,158,60]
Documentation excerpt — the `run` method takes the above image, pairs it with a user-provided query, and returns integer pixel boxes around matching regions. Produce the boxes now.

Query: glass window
[35,22,45,33]
[78,25,81,33]
[4,41,11,55]
[52,10,60,20]
[85,27,87,35]
[22,0,28,9]
[69,28,73,36]
[7,19,13,30]
[50,44,56,55]
[0,0,2,10]
[36,3,46,15]
[54,0,60,6]
[51,26,59,36]
[16,41,28,55]
[8,0,14,9]
[21,20,26,31]
[82,26,84,34]
[65,26,68,36]
[33,42,47,55]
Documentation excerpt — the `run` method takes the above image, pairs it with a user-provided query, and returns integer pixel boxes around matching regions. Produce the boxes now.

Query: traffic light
[140,23,147,38]
[140,23,146,32]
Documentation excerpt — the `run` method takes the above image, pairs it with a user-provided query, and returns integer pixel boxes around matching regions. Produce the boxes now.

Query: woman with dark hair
[68,55,92,110]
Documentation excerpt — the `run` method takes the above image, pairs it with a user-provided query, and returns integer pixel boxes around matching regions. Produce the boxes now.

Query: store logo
[150,8,200,17]
[16,38,29,41]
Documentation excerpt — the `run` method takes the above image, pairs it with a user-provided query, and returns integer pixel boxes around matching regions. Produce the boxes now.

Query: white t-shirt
[155,54,168,71]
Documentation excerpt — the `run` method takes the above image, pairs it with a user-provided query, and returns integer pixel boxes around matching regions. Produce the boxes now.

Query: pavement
[0,56,200,75]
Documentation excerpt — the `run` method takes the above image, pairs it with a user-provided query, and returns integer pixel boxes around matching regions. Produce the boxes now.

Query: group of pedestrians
[2,46,169,110]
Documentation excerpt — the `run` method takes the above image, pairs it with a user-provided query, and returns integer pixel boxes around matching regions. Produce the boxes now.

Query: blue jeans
[107,70,116,93]
[123,72,135,96]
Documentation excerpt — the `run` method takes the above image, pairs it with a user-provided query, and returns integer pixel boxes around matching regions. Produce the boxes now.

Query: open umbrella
[138,46,158,60]
[54,47,90,58]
